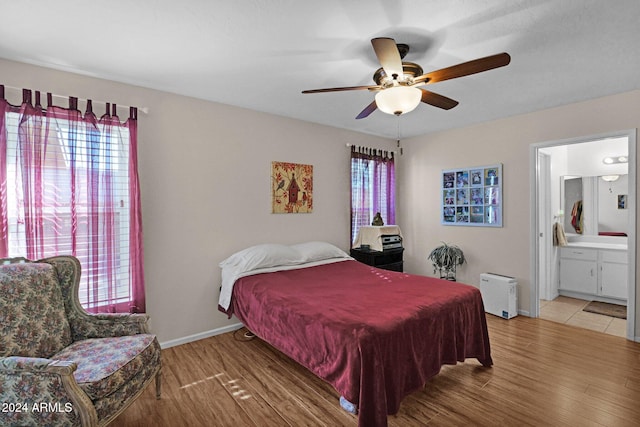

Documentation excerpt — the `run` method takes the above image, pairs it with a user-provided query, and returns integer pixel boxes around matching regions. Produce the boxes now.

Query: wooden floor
[115,316,640,426]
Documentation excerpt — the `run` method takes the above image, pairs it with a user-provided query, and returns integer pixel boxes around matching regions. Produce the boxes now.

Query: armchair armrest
[0,356,98,427]
[70,312,151,341]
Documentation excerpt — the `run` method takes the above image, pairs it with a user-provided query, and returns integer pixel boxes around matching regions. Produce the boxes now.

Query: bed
[218,242,492,427]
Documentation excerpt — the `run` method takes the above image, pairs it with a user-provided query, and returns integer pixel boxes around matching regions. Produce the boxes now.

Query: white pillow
[219,243,304,271]
[218,241,351,311]
[291,241,350,263]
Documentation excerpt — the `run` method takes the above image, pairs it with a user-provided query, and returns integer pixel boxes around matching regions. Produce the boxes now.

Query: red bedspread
[226,260,492,427]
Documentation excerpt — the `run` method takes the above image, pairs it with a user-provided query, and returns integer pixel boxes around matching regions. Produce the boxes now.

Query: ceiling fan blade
[356,100,377,119]
[302,85,380,94]
[420,89,459,110]
[414,52,511,84]
[371,37,403,79]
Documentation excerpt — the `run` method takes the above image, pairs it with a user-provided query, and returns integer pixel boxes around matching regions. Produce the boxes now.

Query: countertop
[564,242,627,251]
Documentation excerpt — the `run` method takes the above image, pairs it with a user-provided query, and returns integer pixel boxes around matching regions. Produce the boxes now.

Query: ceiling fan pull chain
[396,116,403,156]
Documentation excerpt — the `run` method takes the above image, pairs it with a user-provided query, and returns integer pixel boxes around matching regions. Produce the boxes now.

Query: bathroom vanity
[559,237,628,302]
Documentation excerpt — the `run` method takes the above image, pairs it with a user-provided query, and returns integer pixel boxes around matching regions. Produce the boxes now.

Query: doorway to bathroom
[530,130,636,340]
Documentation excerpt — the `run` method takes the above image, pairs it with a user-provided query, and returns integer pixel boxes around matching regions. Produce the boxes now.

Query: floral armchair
[0,256,161,426]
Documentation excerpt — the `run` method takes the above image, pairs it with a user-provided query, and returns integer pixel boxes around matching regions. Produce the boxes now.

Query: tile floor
[539,296,627,337]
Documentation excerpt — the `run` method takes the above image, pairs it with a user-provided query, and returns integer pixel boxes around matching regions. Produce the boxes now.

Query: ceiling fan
[302,37,511,119]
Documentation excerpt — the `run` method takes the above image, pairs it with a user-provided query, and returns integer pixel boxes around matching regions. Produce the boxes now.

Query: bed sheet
[227,260,492,427]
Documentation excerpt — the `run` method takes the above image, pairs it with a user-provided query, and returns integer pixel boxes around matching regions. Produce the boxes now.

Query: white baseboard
[518,309,530,317]
[159,323,244,349]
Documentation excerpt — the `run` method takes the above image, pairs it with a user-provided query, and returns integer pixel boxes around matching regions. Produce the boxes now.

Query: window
[350,147,396,244]
[1,93,145,313]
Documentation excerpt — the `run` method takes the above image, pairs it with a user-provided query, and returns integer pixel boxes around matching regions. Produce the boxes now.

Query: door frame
[537,151,553,300]
[529,129,637,341]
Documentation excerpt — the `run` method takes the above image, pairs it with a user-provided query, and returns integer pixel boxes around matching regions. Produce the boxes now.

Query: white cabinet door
[560,258,598,294]
[600,262,628,299]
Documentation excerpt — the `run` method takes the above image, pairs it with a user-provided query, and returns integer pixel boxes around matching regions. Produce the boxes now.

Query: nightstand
[350,247,404,272]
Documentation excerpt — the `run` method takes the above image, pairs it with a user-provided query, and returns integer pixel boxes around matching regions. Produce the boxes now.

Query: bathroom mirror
[562,175,628,236]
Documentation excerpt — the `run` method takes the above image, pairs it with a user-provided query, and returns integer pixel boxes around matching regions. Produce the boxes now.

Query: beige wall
[0,58,393,345]
[397,90,640,335]
[3,56,640,343]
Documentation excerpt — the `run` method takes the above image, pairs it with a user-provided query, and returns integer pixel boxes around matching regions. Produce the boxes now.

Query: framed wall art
[441,164,502,227]
[271,161,313,213]
[618,194,627,209]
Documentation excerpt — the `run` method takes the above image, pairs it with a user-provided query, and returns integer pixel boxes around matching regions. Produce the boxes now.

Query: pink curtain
[0,87,9,257]
[0,86,146,313]
[127,108,146,313]
[350,146,396,244]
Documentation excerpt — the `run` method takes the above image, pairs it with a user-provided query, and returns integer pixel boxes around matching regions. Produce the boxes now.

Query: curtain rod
[1,84,149,115]
[345,143,398,154]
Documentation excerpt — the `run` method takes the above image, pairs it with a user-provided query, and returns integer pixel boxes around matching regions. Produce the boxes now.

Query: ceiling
[1,0,640,139]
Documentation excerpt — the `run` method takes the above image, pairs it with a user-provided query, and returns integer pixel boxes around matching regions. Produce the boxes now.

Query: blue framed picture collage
[441,164,503,227]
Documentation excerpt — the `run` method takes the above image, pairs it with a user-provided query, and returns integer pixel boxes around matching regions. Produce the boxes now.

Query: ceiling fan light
[375,86,422,116]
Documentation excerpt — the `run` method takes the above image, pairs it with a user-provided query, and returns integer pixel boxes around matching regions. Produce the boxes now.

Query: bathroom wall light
[603,155,628,164]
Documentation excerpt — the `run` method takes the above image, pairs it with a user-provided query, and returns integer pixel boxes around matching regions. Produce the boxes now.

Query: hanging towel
[570,200,583,234]
[553,222,568,246]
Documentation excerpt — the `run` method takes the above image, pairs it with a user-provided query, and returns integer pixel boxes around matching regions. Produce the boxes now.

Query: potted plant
[428,242,466,281]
